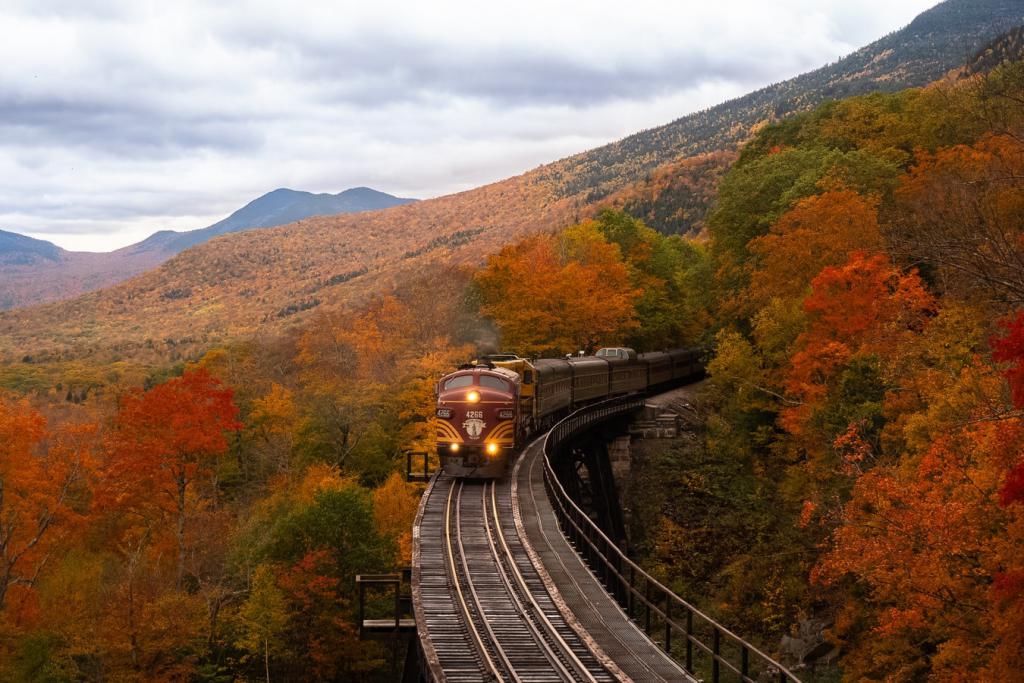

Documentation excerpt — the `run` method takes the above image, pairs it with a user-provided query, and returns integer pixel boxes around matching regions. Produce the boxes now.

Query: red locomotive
[434,364,523,477]
[435,348,703,478]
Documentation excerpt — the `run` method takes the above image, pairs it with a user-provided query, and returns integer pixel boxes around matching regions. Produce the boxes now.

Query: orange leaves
[475,223,638,355]
[105,368,240,586]
[814,417,1024,678]
[892,134,1024,305]
[748,189,883,307]
[0,396,96,615]
[802,252,933,344]
[114,367,240,470]
[781,252,934,438]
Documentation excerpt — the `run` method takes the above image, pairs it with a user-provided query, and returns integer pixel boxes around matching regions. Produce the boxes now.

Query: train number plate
[466,410,483,418]
[436,408,452,418]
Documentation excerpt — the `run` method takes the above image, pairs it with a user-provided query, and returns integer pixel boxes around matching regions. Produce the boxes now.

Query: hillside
[1,0,1019,363]
[961,24,1024,76]
[0,187,415,310]
[540,0,1024,202]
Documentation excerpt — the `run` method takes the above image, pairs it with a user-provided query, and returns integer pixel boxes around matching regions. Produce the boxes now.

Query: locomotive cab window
[479,376,510,392]
[444,375,473,390]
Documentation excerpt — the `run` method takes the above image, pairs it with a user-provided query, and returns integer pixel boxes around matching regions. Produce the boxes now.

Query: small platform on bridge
[361,618,417,633]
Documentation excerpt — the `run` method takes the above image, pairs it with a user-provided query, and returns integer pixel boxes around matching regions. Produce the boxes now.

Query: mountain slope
[1,0,1018,363]
[541,0,1023,202]
[0,187,415,310]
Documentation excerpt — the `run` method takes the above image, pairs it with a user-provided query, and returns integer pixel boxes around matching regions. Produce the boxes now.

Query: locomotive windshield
[479,375,510,392]
[444,375,473,390]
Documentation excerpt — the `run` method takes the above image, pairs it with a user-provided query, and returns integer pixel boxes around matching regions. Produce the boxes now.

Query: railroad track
[417,474,616,682]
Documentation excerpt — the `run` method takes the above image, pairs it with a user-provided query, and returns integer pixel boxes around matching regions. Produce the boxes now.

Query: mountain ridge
[0,187,415,309]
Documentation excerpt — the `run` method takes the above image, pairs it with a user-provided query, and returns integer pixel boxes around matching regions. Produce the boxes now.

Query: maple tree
[0,399,94,616]
[747,189,883,309]
[475,221,639,355]
[892,134,1024,306]
[106,368,240,589]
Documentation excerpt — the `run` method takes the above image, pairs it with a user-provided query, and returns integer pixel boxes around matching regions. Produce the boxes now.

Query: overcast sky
[2,0,939,252]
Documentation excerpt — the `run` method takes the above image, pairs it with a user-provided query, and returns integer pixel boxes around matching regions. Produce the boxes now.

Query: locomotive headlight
[449,443,460,453]
[486,443,499,456]
[466,390,480,403]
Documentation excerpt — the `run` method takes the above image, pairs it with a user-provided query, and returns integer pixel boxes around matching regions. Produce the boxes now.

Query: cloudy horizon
[3,0,939,252]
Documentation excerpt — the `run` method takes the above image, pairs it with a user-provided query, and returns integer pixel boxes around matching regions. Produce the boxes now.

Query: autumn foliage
[652,61,1024,680]
[2,44,1024,683]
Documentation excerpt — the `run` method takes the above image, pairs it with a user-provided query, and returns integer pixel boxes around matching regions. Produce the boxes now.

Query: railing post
[685,608,693,672]
[357,577,366,636]
[394,576,401,630]
[712,626,721,683]
[741,645,750,681]
[664,596,672,653]
[645,579,652,634]
[628,564,635,617]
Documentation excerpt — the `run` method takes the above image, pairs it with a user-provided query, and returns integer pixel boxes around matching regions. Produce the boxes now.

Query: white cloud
[0,0,938,251]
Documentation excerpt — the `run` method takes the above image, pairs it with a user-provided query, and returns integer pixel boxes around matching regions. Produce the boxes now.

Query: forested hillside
[628,61,1024,680]
[540,0,1024,201]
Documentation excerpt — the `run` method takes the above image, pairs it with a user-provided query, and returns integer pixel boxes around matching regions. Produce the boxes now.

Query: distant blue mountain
[133,186,416,254]
[0,230,63,265]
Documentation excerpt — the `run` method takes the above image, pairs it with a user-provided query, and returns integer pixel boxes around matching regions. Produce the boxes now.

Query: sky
[1,0,939,252]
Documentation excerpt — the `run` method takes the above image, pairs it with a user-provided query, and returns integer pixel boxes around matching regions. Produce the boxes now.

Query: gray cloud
[0,0,939,250]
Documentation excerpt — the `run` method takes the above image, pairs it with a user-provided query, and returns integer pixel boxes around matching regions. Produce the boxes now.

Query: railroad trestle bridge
[359,394,800,683]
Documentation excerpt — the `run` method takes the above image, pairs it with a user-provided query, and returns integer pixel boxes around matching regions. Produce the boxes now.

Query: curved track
[416,473,616,682]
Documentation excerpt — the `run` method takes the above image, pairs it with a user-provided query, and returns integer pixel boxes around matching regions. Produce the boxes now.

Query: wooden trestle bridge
[358,394,801,682]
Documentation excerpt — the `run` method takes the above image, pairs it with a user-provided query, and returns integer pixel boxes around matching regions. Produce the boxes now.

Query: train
[434,347,703,477]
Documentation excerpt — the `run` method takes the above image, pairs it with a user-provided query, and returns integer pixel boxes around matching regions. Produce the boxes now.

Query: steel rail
[484,482,600,683]
[444,480,508,680]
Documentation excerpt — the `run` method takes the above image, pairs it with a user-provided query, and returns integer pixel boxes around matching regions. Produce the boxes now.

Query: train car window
[479,376,510,392]
[444,375,473,390]
[523,370,533,384]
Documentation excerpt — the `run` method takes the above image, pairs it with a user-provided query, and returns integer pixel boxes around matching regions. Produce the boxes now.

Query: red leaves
[999,462,1024,507]
[115,367,241,467]
[781,252,934,437]
[990,311,1024,508]
[992,310,1024,409]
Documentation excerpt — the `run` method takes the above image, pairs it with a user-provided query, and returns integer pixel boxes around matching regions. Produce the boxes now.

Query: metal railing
[543,396,801,683]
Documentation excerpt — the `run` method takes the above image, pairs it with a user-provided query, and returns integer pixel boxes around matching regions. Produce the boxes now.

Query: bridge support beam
[550,431,627,548]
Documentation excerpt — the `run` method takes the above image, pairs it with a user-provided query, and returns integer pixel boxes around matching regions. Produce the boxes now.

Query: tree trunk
[264,637,271,683]
[176,471,187,589]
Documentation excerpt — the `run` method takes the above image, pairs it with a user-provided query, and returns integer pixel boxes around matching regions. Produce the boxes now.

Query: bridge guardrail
[543,395,801,683]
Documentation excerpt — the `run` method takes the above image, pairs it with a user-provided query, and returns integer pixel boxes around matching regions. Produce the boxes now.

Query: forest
[2,55,1024,683]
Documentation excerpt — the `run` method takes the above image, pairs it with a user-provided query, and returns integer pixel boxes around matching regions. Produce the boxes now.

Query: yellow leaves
[706,329,775,413]
[372,472,420,564]
[251,383,297,436]
[293,463,357,504]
